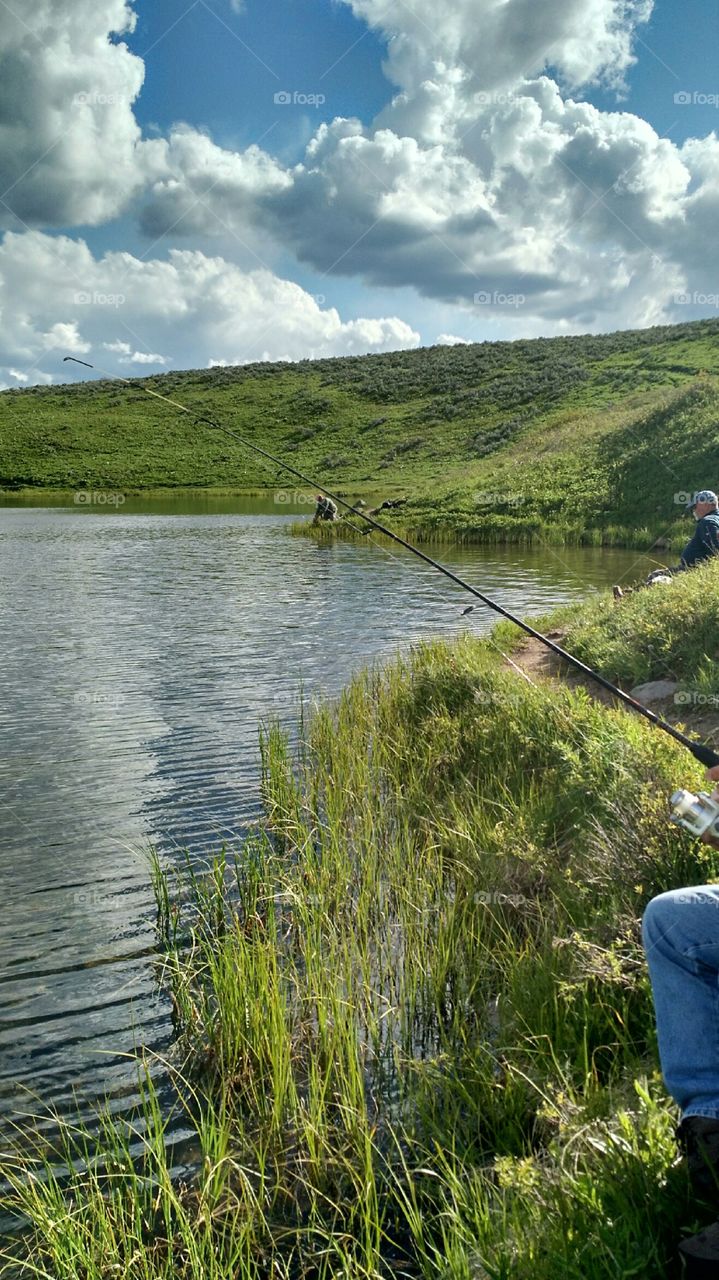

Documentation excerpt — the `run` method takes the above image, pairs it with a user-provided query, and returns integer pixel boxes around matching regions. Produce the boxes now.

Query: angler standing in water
[313,494,338,524]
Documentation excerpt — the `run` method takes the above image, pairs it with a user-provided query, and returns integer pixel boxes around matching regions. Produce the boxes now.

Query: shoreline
[0,486,682,553]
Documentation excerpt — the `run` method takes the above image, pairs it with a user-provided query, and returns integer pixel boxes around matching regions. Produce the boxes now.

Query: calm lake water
[0,500,664,1150]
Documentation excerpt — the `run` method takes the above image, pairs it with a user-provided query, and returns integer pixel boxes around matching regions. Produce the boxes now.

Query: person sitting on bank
[680,490,719,569]
[313,494,338,524]
[643,764,719,1271]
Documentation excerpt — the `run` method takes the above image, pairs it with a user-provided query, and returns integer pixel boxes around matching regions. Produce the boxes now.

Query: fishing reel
[670,789,719,840]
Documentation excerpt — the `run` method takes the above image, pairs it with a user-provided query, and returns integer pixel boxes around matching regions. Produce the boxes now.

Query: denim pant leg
[643,886,719,1119]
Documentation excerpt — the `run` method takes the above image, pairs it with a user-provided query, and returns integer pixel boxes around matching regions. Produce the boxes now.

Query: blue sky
[1,0,718,386]
[590,0,719,137]
[128,0,392,160]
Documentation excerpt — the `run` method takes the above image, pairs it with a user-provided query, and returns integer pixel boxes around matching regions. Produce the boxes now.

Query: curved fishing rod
[63,355,719,769]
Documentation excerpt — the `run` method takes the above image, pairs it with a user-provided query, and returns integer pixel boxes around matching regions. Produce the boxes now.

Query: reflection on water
[0,502,662,1143]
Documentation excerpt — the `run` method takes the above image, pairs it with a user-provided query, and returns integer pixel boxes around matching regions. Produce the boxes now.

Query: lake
[0,499,664,1149]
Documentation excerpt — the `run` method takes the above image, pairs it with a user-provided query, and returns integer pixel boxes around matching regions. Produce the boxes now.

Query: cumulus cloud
[118,351,170,365]
[2,0,719,349]
[129,0,718,335]
[142,85,707,329]
[0,232,420,386]
[0,0,149,229]
[40,322,90,353]
[342,0,653,94]
[139,126,292,241]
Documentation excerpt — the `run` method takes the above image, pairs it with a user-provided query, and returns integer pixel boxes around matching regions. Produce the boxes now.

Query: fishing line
[62,355,719,769]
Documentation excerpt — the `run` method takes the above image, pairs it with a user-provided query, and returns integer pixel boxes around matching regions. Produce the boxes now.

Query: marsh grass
[292,515,678,552]
[3,630,718,1277]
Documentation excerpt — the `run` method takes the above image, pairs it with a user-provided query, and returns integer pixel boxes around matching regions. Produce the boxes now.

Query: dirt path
[507,631,719,745]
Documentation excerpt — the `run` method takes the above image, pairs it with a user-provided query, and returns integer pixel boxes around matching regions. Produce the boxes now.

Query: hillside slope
[3,318,719,547]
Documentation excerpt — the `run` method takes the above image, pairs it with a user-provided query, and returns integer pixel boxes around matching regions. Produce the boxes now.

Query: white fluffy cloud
[0,232,419,385]
[2,0,719,356]
[0,0,150,228]
[140,81,709,328]
[129,1,718,334]
[139,126,292,241]
[342,0,654,95]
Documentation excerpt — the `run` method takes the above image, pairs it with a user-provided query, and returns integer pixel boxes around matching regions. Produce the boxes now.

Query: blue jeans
[643,886,719,1119]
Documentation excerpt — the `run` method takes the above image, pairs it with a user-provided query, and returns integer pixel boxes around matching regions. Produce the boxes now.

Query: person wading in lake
[643,765,719,1271]
[313,494,338,524]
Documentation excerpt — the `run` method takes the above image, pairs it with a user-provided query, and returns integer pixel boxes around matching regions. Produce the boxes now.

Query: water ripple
[0,505,655,1143]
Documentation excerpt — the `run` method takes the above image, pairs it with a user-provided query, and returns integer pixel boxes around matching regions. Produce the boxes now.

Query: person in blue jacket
[680,490,719,569]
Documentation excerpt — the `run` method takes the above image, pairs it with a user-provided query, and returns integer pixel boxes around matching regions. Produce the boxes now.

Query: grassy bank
[3,571,719,1277]
[3,318,719,549]
[295,377,719,551]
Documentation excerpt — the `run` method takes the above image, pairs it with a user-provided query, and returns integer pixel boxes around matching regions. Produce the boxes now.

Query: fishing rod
[63,355,719,780]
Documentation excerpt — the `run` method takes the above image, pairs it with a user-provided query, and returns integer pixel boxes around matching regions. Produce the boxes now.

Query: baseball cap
[686,489,718,509]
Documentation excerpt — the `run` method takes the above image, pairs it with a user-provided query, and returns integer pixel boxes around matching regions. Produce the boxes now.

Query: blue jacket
[680,511,719,568]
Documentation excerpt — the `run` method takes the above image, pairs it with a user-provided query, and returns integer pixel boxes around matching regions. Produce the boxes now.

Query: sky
[0,0,718,387]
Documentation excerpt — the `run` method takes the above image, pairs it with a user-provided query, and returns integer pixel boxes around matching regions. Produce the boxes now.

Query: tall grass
[3,632,717,1277]
[291,513,688,552]
[560,556,719,694]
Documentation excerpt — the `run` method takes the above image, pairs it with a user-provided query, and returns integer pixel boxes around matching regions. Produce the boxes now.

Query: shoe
[679,1219,719,1275]
[678,1117,719,1201]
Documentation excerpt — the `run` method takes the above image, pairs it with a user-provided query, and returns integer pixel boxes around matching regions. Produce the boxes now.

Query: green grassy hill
[4,317,719,548]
